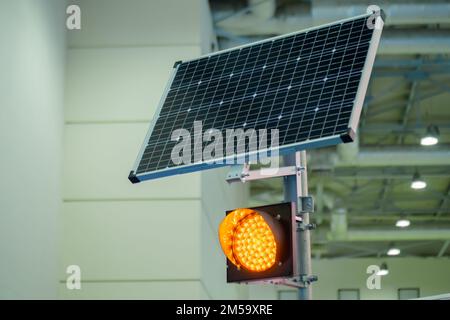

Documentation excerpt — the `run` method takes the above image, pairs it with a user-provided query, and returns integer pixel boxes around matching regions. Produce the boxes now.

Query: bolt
[307,223,317,230]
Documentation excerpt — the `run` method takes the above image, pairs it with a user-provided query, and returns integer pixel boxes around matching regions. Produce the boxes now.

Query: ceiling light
[387,248,401,256]
[376,262,389,276]
[395,219,410,228]
[421,136,438,146]
[411,172,426,190]
[411,180,426,189]
[420,125,439,146]
[377,269,389,276]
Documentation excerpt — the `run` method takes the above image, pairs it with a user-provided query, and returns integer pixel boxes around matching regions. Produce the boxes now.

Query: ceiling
[209,0,450,258]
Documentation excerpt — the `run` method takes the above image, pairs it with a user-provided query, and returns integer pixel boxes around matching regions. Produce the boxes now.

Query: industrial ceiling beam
[379,30,450,55]
[334,149,450,167]
[377,179,392,211]
[311,1,450,27]
[374,57,450,69]
[427,77,450,95]
[326,241,437,259]
[360,123,450,134]
[332,229,450,241]
[398,80,419,144]
[327,242,379,255]
[331,172,450,180]
[366,85,448,119]
[348,215,450,222]
[345,207,449,216]
[373,68,450,78]
[437,240,450,257]
[344,194,449,203]
[215,2,450,36]
[217,30,450,55]
[436,184,450,217]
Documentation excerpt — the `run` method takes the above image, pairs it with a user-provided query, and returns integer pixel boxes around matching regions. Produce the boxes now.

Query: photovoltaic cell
[129,12,384,183]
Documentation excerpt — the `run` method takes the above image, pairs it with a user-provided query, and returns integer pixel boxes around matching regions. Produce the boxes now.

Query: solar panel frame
[129,12,384,183]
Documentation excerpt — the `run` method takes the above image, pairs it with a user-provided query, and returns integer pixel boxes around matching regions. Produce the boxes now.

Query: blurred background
[1,0,449,300]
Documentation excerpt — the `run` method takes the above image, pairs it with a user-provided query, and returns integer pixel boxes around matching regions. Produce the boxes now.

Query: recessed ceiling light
[411,172,426,190]
[387,248,401,256]
[376,262,389,276]
[420,136,438,146]
[420,125,439,146]
[396,219,410,228]
[411,180,426,189]
[377,269,389,276]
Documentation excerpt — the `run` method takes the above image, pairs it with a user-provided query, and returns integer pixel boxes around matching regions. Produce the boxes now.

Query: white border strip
[348,16,384,134]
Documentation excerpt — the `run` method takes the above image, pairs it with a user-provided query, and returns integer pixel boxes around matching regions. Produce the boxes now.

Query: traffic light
[218,202,296,283]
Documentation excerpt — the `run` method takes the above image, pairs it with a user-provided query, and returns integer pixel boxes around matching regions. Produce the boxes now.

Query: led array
[219,208,278,272]
[233,213,277,272]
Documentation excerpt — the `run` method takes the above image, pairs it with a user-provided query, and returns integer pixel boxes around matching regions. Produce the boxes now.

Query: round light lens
[218,208,280,272]
[233,213,277,272]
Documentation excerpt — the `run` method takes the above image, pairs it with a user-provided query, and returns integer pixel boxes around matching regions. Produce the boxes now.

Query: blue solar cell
[129,12,384,183]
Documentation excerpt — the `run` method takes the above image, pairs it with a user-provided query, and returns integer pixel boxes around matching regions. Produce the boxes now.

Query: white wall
[201,168,249,299]
[60,0,246,299]
[248,258,450,300]
[0,0,67,299]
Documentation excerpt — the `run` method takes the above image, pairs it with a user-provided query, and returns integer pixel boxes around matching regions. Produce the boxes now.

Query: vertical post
[283,151,312,300]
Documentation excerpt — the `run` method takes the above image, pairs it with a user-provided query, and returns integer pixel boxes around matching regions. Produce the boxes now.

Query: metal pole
[283,151,312,300]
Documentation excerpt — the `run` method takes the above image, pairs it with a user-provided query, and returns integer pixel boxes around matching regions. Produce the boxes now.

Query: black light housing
[219,202,297,283]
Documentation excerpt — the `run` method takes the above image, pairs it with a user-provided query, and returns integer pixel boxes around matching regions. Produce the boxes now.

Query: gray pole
[283,151,312,300]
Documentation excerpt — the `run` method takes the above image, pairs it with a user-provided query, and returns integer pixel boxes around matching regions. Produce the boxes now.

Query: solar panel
[129,12,384,183]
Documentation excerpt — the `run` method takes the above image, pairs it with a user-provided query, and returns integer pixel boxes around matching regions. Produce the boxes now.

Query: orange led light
[218,208,278,272]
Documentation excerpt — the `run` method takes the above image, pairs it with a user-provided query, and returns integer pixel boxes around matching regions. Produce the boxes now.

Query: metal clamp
[226,163,298,183]
[298,275,318,285]
[298,196,314,213]
[295,165,305,173]
[297,223,316,231]
[283,275,318,288]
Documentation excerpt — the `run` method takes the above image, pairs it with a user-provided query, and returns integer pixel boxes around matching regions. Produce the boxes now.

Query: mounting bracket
[226,163,303,183]
[225,151,315,299]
